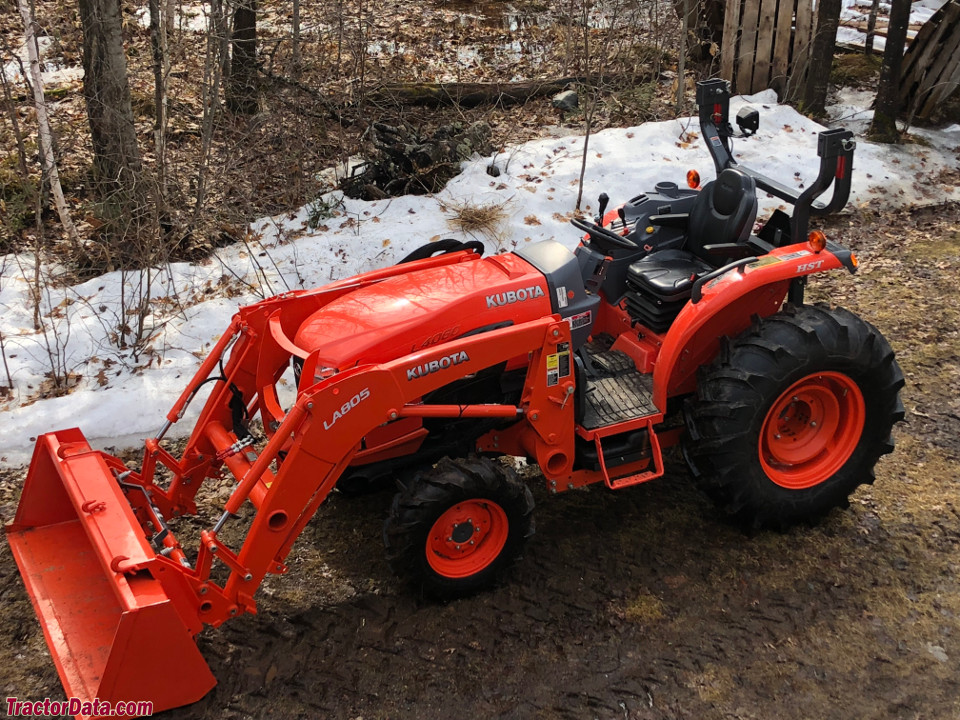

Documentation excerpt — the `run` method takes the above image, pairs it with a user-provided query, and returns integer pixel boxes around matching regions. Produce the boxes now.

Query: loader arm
[205,313,574,613]
[7,308,572,718]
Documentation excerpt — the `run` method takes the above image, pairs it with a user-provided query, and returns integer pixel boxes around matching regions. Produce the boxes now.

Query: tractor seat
[623,249,712,333]
[687,167,758,253]
[626,249,712,300]
[624,168,758,333]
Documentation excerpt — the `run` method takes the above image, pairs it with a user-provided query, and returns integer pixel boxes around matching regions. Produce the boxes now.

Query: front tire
[384,457,534,599]
[683,303,904,529]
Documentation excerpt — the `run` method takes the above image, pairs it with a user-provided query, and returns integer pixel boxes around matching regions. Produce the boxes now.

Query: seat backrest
[686,168,758,263]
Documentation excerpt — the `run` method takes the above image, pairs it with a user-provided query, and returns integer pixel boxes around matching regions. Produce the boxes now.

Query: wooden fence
[899,0,960,121]
[720,0,817,97]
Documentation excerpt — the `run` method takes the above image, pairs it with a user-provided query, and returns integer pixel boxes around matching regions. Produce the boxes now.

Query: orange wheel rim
[426,500,509,578]
[759,372,865,490]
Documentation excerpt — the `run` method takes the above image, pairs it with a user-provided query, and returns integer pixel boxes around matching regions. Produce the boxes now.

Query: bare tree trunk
[292,0,301,78]
[870,0,911,141]
[149,0,168,201]
[78,0,143,197]
[864,0,881,56]
[676,0,689,113]
[17,0,80,246]
[356,0,367,103]
[227,0,258,114]
[803,0,842,116]
[575,0,592,211]
[0,59,30,183]
[195,0,228,219]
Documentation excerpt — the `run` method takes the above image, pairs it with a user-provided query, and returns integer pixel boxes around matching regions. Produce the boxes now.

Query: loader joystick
[596,192,610,224]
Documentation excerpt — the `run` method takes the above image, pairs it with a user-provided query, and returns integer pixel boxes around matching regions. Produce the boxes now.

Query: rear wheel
[384,456,534,599]
[683,303,904,529]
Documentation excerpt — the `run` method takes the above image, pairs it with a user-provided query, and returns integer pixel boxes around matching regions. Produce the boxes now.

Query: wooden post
[720,0,742,82]
[753,0,778,91]
[771,0,794,94]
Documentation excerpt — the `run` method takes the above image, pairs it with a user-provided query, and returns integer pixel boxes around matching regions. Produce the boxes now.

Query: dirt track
[1,202,959,720]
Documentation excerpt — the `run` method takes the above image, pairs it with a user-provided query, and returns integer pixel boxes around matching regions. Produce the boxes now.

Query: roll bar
[695,79,856,241]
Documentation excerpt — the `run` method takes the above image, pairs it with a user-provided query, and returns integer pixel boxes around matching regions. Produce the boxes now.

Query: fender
[652,242,850,409]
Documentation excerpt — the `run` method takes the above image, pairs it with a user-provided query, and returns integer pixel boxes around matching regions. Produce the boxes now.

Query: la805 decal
[323,388,370,430]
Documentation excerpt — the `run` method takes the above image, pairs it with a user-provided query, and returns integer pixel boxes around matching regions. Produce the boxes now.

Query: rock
[486,164,501,177]
[552,89,579,112]
[927,643,949,662]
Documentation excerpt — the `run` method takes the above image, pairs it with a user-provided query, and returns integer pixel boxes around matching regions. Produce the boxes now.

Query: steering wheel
[570,217,639,251]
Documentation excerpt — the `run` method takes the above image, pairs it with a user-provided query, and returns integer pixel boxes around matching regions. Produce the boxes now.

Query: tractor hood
[293,253,553,369]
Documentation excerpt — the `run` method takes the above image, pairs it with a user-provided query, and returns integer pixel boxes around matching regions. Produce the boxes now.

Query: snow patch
[1,93,959,465]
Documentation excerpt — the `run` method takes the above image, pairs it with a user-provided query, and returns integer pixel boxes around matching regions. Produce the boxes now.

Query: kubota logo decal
[485,285,545,308]
[407,351,470,380]
[324,388,370,430]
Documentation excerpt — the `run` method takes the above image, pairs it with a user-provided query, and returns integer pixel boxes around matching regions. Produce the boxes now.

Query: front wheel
[683,303,904,529]
[384,457,534,599]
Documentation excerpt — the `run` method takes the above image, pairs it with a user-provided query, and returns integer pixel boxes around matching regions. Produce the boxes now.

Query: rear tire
[384,457,534,599]
[683,303,904,529]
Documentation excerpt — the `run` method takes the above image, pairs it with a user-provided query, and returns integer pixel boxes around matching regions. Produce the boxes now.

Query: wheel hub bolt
[810,421,817,427]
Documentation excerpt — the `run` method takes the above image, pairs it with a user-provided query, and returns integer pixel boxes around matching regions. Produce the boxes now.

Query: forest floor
[1,0,681,262]
[0,202,958,719]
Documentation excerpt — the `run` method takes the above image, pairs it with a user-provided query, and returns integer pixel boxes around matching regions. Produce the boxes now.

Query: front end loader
[7,80,903,718]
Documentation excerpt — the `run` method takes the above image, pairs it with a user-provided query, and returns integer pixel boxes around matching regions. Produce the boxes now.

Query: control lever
[595,193,609,224]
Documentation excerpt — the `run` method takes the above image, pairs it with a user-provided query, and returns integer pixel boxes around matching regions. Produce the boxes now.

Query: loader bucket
[6,429,216,719]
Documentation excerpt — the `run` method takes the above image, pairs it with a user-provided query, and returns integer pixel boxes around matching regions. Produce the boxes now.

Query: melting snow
[1,90,958,464]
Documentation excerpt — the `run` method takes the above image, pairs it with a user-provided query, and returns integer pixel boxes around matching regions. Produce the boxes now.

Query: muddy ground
[1,201,959,719]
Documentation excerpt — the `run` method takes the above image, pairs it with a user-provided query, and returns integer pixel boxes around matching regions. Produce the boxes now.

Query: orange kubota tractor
[8,80,903,718]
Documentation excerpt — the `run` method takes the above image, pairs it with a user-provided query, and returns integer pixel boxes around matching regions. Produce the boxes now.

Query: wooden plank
[772,0,794,93]
[918,19,960,117]
[919,59,960,117]
[931,53,960,109]
[753,0,778,91]
[792,0,815,96]
[737,0,762,93]
[900,1,960,108]
[898,6,947,96]
[721,0,743,82]
[840,19,920,39]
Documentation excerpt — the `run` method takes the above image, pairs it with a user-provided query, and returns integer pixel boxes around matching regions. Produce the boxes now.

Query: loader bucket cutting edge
[6,429,216,719]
